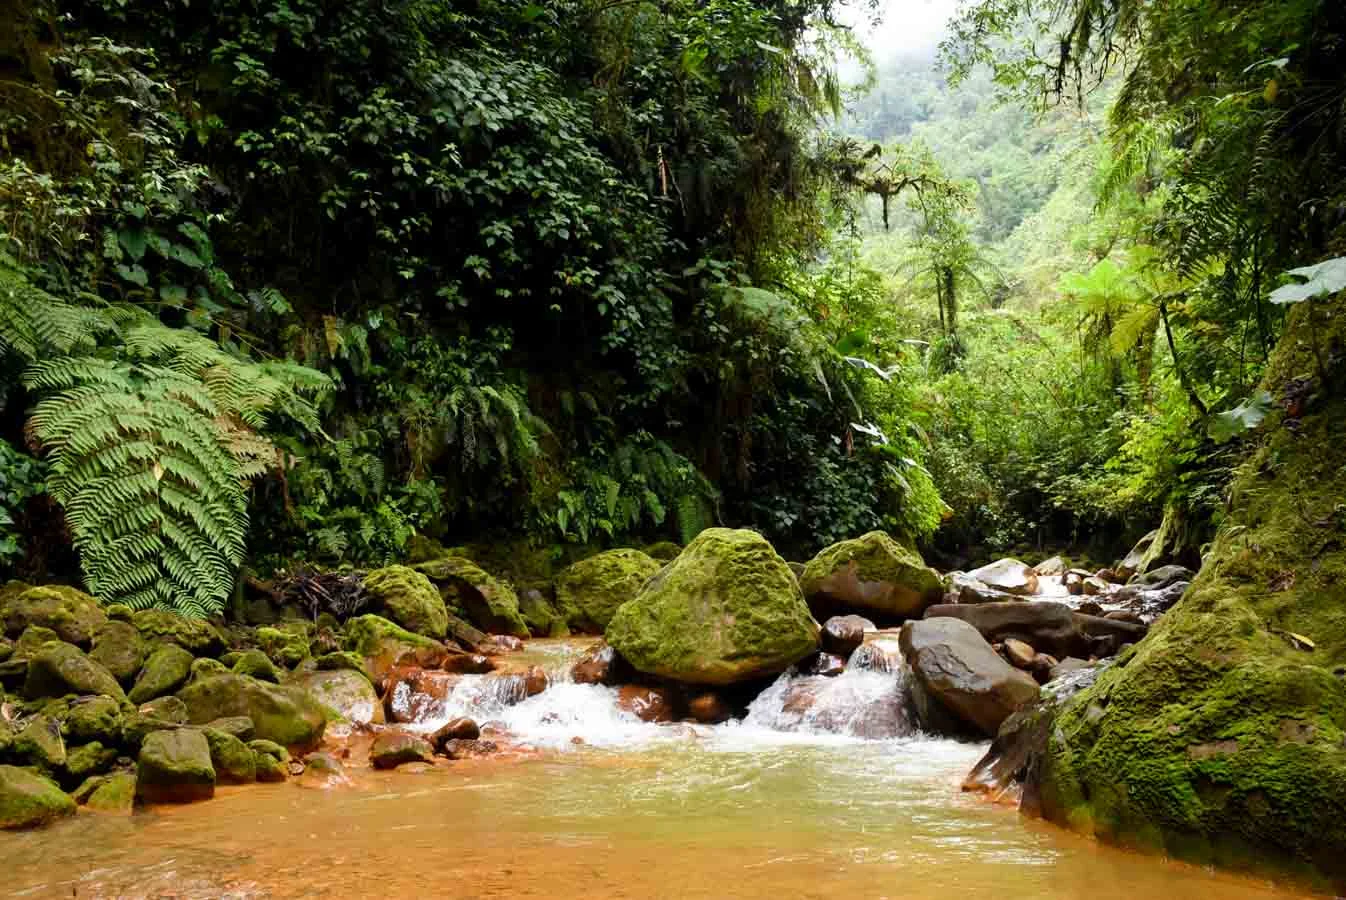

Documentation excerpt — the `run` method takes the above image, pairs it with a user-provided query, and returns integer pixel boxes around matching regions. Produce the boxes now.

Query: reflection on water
[0,640,1311,899]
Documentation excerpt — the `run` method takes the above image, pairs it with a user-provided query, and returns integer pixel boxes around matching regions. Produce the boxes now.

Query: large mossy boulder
[342,614,445,681]
[900,617,1040,737]
[64,696,124,745]
[136,728,215,803]
[128,643,195,704]
[555,549,662,633]
[1,586,106,647]
[89,620,144,685]
[177,674,326,752]
[800,532,943,622]
[23,641,126,702]
[293,668,383,726]
[364,565,448,639]
[131,609,223,656]
[0,765,75,828]
[605,528,819,685]
[1012,306,1346,892]
[414,557,528,638]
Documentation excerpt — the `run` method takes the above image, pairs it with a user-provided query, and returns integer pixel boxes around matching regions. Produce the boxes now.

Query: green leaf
[1269,256,1346,304]
[117,228,148,262]
[1208,391,1273,443]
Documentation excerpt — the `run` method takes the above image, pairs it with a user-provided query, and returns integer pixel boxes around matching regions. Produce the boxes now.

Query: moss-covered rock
[256,623,313,668]
[89,620,144,685]
[642,541,682,562]
[231,648,281,683]
[189,657,230,682]
[555,549,662,633]
[800,532,943,622]
[203,727,256,783]
[12,714,66,772]
[292,669,382,726]
[364,565,448,640]
[131,609,223,656]
[84,771,136,814]
[136,728,215,803]
[314,651,365,673]
[248,739,289,782]
[414,557,528,638]
[0,764,75,828]
[1017,305,1346,892]
[128,643,195,704]
[516,585,569,637]
[64,741,118,782]
[14,625,60,659]
[0,585,106,647]
[342,614,445,681]
[63,696,124,745]
[370,731,435,769]
[206,716,254,740]
[24,641,126,702]
[177,674,326,752]
[605,528,819,685]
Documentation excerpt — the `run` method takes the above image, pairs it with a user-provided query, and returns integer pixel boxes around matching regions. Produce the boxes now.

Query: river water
[2,639,1311,899]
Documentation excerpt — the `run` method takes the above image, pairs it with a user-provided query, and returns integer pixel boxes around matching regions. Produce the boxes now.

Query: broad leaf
[1208,391,1273,443]
[1269,256,1346,304]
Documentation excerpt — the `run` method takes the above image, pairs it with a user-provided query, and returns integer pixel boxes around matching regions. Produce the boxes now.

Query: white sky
[833,0,961,81]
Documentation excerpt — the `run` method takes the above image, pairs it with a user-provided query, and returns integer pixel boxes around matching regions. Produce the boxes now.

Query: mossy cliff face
[1027,304,1346,891]
[555,549,662,633]
[605,528,819,685]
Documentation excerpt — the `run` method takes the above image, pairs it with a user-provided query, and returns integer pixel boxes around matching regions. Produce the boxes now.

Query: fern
[0,255,109,360]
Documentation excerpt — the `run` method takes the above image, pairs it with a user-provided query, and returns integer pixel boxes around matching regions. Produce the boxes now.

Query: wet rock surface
[900,618,1040,737]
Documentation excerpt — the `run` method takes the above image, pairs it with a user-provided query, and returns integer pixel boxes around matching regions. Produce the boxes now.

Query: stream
[2,639,1308,899]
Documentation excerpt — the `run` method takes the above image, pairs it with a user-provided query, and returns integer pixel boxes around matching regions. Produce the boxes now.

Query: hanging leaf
[1268,256,1346,304]
[1208,391,1273,443]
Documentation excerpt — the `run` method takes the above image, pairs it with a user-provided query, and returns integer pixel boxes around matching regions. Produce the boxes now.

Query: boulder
[966,559,1039,597]
[554,549,663,632]
[131,609,223,656]
[177,674,327,752]
[248,739,289,782]
[686,691,733,724]
[202,727,257,783]
[363,565,449,640]
[84,771,136,814]
[0,586,106,647]
[12,715,66,772]
[128,643,195,704]
[342,614,447,683]
[605,528,819,685]
[89,620,144,684]
[1003,638,1036,669]
[370,732,435,769]
[616,685,676,723]
[1033,556,1067,577]
[444,614,488,653]
[847,640,901,673]
[231,648,281,683]
[517,587,568,638]
[413,557,528,638]
[384,668,462,724]
[1047,657,1096,682]
[293,668,383,726]
[255,624,312,668]
[13,625,60,659]
[1064,572,1085,595]
[429,717,480,750]
[800,532,943,621]
[0,764,75,828]
[923,602,1092,660]
[64,696,123,744]
[820,615,872,658]
[64,740,118,782]
[136,729,215,803]
[899,618,1040,736]
[24,641,126,702]
[206,716,255,741]
[948,572,1020,605]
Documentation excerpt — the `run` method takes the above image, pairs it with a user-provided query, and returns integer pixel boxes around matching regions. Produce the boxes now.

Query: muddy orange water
[0,640,1317,899]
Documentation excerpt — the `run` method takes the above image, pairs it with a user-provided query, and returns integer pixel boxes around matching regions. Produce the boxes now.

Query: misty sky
[841,0,960,59]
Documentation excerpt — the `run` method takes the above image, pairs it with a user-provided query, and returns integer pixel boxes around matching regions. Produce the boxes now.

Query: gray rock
[966,559,1039,596]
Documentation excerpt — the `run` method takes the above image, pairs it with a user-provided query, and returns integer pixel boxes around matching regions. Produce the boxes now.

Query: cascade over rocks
[555,549,662,632]
[800,531,943,621]
[900,617,1040,737]
[605,528,819,685]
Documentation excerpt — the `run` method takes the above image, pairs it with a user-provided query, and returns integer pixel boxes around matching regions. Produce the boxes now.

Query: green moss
[642,541,682,561]
[414,557,528,638]
[128,644,195,704]
[177,673,326,752]
[799,531,943,621]
[1030,304,1346,892]
[189,657,230,682]
[24,641,127,703]
[89,620,144,685]
[342,614,438,657]
[605,528,819,685]
[63,696,124,745]
[13,626,60,659]
[131,609,224,656]
[64,741,118,782]
[11,715,66,773]
[84,771,136,814]
[555,549,662,633]
[0,764,75,828]
[0,586,106,647]
[256,623,312,668]
[363,565,449,639]
[202,727,256,783]
[231,648,281,682]
[315,650,366,673]
[248,739,289,782]
[136,729,215,803]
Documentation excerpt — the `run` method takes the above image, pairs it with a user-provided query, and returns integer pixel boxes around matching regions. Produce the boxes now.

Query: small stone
[820,615,872,658]
[521,665,548,697]
[801,652,846,677]
[370,731,435,769]
[430,717,481,750]
[203,728,257,784]
[249,739,290,782]
[1003,638,1037,669]
[687,691,732,724]
[440,739,497,760]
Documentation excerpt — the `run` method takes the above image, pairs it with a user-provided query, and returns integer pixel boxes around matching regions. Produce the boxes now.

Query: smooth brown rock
[686,691,732,724]
[617,685,676,723]
[441,651,495,674]
[430,717,481,749]
[520,665,548,698]
[1003,638,1036,669]
[369,732,435,769]
[384,668,461,724]
[571,643,620,685]
[1081,577,1108,596]
[440,739,498,760]
[923,602,1091,660]
[820,615,871,657]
